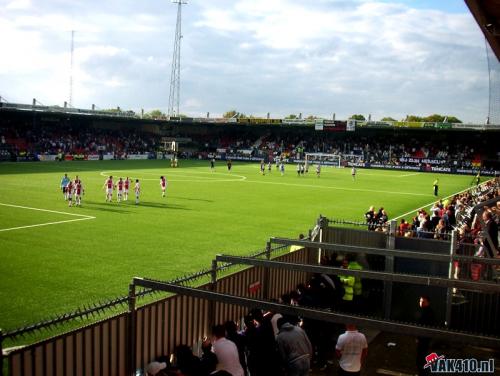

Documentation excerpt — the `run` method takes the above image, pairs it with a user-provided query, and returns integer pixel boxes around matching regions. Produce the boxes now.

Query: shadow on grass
[169,195,213,203]
[136,201,190,210]
[83,201,133,213]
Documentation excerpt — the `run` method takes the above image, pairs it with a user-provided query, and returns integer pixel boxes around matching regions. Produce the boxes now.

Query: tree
[405,115,423,122]
[445,116,462,123]
[223,110,247,119]
[305,115,320,120]
[285,114,299,119]
[424,114,445,123]
[144,109,167,119]
[350,114,365,121]
[381,117,396,122]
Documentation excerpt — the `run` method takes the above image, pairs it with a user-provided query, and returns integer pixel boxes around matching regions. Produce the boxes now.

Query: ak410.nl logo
[424,353,495,373]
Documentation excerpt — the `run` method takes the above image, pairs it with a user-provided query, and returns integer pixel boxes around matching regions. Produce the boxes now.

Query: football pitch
[0,159,474,331]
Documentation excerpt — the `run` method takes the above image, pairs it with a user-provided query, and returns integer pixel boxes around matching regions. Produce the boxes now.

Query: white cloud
[0,0,491,122]
[5,0,31,10]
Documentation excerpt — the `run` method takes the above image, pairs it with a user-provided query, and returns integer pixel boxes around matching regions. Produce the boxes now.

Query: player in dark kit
[227,159,232,171]
[433,179,439,196]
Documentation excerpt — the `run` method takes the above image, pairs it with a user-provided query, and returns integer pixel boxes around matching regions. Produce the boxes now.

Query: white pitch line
[241,179,429,196]
[0,217,94,232]
[392,180,492,220]
[99,170,246,183]
[398,172,421,177]
[0,203,95,219]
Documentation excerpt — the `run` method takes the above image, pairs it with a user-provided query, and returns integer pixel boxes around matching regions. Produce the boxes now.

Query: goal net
[305,153,341,168]
[162,140,178,153]
[342,154,364,166]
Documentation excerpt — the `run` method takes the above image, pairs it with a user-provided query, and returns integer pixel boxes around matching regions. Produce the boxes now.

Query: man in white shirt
[336,324,368,376]
[211,325,244,376]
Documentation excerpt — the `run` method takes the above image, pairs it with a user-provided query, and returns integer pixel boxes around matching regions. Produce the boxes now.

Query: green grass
[0,159,473,331]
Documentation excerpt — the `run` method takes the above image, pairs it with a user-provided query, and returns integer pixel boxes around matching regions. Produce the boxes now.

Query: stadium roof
[465,0,500,61]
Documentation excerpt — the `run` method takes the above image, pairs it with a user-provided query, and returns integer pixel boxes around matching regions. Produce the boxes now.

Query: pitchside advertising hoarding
[314,119,347,131]
[347,162,499,176]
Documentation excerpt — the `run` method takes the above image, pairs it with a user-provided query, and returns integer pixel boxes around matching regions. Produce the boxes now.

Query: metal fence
[2,231,319,376]
[2,212,499,376]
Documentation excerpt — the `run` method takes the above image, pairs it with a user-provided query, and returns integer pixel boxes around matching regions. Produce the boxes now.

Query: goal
[162,139,178,153]
[342,154,364,166]
[305,153,342,168]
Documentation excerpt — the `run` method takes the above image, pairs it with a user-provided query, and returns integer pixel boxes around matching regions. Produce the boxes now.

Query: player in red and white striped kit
[103,176,114,202]
[74,178,84,206]
[123,177,130,201]
[160,176,168,198]
[67,180,74,207]
[116,177,124,202]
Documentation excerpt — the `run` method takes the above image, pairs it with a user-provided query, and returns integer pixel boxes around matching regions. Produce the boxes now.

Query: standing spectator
[335,324,368,376]
[365,206,376,231]
[224,320,247,375]
[211,325,244,376]
[339,259,355,311]
[276,317,312,376]
[483,211,499,257]
[415,295,435,375]
[175,345,202,376]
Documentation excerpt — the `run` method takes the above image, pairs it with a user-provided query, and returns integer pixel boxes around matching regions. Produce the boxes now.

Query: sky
[0,0,491,122]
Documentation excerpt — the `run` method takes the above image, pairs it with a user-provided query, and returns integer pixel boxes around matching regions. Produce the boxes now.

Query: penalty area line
[0,202,96,232]
[0,217,95,233]
[0,202,95,219]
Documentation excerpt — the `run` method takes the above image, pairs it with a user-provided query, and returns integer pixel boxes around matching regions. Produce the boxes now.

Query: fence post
[318,215,327,264]
[208,260,218,329]
[383,220,396,320]
[127,283,137,376]
[263,242,272,300]
[445,230,457,327]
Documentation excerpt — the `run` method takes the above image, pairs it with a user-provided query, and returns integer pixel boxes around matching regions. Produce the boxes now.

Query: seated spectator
[434,219,447,240]
[399,218,410,236]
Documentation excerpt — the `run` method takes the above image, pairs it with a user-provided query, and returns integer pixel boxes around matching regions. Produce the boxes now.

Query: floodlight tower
[168,0,187,117]
[69,30,75,107]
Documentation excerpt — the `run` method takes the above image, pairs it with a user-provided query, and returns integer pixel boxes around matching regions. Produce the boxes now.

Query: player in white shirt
[351,167,357,180]
[280,162,285,176]
[103,176,114,202]
[160,176,168,198]
[316,163,321,178]
[134,179,140,204]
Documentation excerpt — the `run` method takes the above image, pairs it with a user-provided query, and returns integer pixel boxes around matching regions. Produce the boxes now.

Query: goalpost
[342,154,364,166]
[305,153,342,168]
[161,138,179,167]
